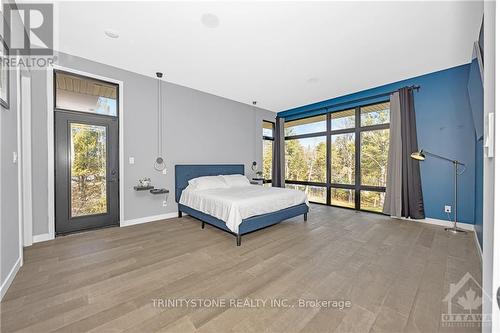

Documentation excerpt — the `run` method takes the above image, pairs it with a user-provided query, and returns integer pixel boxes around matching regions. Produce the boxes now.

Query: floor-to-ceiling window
[284,115,327,203]
[262,121,274,186]
[284,101,390,212]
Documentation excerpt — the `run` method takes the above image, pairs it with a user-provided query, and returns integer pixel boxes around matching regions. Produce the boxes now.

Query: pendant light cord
[154,72,166,172]
[157,77,161,157]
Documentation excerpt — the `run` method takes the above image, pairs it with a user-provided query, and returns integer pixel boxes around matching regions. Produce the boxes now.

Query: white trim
[47,67,55,240]
[120,212,178,227]
[21,74,33,247]
[15,64,23,266]
[397,216,476,231]
[118,74,124,226]
[397,216,482,260]
[32,233,53,243]
[473,228,483,263]
[0,257,21,301]
[47,65,124,236]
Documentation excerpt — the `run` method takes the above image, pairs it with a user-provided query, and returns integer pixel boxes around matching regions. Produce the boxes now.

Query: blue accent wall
[468,58,484,139]
[279,64,478,225]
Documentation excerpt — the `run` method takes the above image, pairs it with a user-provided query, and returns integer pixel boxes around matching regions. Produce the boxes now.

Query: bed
[175,164,309,246]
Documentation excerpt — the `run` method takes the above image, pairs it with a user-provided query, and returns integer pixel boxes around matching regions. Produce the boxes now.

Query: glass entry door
[55,111,119,234]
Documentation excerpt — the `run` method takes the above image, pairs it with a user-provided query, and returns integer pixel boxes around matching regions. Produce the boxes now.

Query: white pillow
[221,174,251,187]
[188,175,228,191]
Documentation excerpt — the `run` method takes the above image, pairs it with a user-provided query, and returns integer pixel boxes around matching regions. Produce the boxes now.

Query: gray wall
[0,69,20,285]
[31,52,275,235]
[0,7,21,290]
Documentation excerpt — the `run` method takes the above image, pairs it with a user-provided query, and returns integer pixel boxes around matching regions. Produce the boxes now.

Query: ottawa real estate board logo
[442,272,490,328]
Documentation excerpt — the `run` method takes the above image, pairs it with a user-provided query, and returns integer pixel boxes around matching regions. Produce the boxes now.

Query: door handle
[108,169,118,183]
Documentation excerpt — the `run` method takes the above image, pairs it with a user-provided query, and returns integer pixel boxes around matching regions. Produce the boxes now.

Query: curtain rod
[282,85,421,119]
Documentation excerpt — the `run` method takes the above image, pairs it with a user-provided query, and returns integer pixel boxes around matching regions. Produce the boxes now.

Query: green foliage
[71,125,107,217]
[331,133,355,185]
[262,140,273,180]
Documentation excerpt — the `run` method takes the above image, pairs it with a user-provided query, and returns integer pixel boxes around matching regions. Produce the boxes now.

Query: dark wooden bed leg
[201,221,205,229]
[178,211,182,218]
[304,213,308,221]
[236,234,241,246]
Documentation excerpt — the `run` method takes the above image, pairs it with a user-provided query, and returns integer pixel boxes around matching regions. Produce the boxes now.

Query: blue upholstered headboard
[175,164,245,202]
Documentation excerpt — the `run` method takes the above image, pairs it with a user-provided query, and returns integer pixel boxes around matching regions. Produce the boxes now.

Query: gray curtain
[383,88,425,219]
[384,93,402,217]
[272,116,285,187]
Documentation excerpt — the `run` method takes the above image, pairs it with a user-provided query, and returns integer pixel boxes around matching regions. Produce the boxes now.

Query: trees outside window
[262,121,274,185]
[70,123,107,217]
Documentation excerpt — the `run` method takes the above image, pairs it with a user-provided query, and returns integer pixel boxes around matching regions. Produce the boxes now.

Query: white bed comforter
[179,186,309,233]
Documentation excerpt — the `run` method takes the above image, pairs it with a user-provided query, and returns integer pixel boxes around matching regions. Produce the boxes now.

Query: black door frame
[53,69,120,235]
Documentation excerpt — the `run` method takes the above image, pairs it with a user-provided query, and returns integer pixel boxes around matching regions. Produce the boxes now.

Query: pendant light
[154,72,166,171]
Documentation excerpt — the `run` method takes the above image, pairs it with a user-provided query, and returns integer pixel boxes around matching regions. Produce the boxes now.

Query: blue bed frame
[175,164,309,246]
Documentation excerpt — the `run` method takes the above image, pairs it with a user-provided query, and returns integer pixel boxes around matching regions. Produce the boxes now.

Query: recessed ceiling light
[201,13,220,28]
[307,77,319,84]
[104,29,120,39]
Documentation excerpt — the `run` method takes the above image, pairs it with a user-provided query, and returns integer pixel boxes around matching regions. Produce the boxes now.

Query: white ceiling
[53,1,483,112]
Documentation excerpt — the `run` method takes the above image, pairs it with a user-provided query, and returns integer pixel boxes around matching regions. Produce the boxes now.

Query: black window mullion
[354,106,361,210]
[359,123,390,132]
[284,131,328,141]
[284,180,327,187]
[331,183,356,190]
[360,185,386,192]
[326,113,332,205]
[330,127,356,135]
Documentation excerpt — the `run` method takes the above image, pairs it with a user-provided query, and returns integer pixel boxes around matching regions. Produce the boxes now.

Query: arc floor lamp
[410,149,467,234]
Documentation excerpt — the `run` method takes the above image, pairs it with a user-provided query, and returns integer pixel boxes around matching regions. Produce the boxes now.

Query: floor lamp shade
[410,149,466,234]
[410,150,426,161]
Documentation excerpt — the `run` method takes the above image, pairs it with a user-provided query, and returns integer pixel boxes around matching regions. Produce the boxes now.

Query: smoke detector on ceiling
[201,13,220,28]
[104,29,120,39]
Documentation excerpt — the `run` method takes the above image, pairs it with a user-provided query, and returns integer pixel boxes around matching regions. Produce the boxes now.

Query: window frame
[54,69,119,118]
[262,120,275,184]
[284,100,390,213]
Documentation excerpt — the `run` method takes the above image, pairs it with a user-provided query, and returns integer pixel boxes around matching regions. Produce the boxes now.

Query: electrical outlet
[444,205,452,213]
[162,200,168,207]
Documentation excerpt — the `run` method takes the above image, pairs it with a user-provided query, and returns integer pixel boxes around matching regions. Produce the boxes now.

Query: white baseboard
[473,227,483,262]
[120,212,178,227]
[398,216,476,231]
[397,216,482,260]
[32,233,54,243]
[31,214,179,243]
[0,256,21,301]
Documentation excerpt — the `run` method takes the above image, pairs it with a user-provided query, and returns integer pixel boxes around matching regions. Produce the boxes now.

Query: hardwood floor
[1,205,481,332]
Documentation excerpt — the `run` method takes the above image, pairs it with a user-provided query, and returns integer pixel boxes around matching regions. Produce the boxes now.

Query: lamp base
[445,227,467,234]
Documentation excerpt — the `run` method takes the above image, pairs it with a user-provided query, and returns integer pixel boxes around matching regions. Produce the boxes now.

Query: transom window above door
[55,71,118,117]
